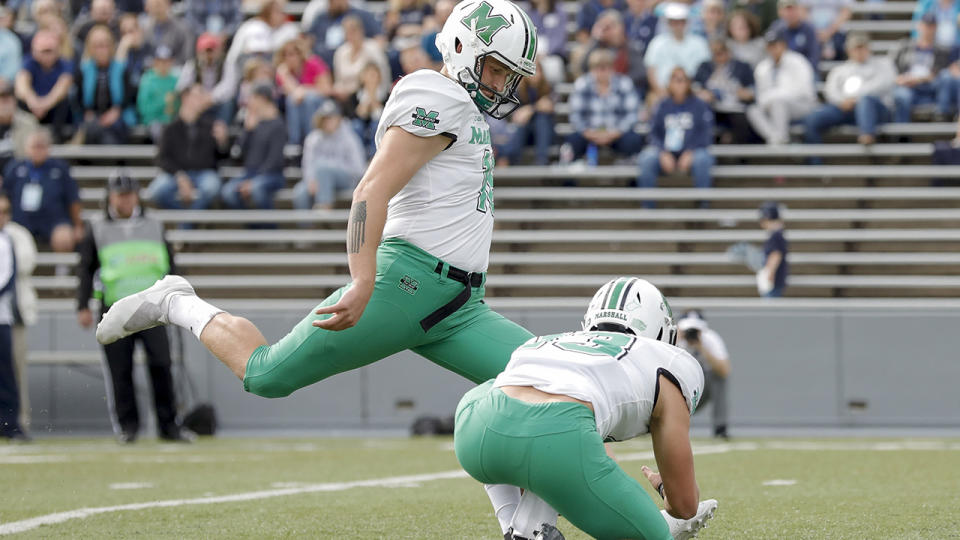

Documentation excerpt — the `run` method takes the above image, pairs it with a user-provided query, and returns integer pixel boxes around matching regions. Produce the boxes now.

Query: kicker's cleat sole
[96,275,195,345]
[661,499,718,540]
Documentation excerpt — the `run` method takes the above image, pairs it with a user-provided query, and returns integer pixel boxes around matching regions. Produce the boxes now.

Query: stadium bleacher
[10,0,957,307]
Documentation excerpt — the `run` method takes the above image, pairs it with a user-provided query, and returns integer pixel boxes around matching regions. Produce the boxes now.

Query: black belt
[419,261,484,332]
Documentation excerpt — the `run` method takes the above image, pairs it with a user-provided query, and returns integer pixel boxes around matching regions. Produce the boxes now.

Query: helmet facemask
[454,46,524,119]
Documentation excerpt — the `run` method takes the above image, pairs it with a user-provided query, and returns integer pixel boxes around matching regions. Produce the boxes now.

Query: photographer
[676,309,731,439]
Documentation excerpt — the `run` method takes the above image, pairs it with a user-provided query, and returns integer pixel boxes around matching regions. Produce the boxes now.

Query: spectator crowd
[0,0,956,220]
[0,0,954,441]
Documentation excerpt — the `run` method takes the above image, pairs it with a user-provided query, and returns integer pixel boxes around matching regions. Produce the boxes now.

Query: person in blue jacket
[769,0,820,74]
[637,66,715,208]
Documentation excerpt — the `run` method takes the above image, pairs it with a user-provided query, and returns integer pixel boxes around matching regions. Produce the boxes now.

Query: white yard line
[1,439,958,535]
[0,470,469,535]
[108,483,154,490]
[762,479,798,486]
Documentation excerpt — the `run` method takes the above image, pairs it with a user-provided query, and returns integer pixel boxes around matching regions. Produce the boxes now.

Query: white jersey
[494,331,705,442]
[376,69,495,273]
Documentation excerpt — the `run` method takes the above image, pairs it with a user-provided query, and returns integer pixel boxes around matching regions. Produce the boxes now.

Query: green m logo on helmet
[461,1,511,46]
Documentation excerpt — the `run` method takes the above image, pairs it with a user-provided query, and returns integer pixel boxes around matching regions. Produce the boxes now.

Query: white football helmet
[436,0,537,118]
[583,277,678,345]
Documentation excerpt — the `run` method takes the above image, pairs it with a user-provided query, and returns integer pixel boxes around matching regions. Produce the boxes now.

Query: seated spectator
[802,0,851,61]
[221,83,287,211]
[70,0,142,18]
[911,0,960,49]
[14,31,74,142]
[575,0,627,43]
[746,29,817,145]
[136,46,178,141]
[0,81,38,176]
[275,37,332,145]
[222,0,299,104]
[420,0,454,64]
[117,13,150,93]
[700,0,727,42]
[307,0,382,68]
[637,66,714,207]
[70,0,120,55]
[573,9,646,88]
[565,49,643,164]
[332,15,391,103]
[0,7,22,85]
[76,25,135,145]
[33,8,75,61]
[735,0,779,32]
[142,0,192,65]
[382,0,433,42]
[20,0,62,37]
[1,129,83,253]
[768,0,819,73]
[236,57,276,118]
[294,101,365,213]
[892,13,957,124]
[643,3,710,103]
[491,60,555,166]
[397,44,435,77]
[148,85,227,213]
[694,39,757,144]
[805,32,895,148]
[184,0,244,38]
[624,0,657,52]
[347,62,386,158]
[178,33,235,123]
[726,9,765,68]
[523,0,569,85]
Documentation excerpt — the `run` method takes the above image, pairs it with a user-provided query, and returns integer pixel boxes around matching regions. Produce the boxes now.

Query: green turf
[1,437,959,539]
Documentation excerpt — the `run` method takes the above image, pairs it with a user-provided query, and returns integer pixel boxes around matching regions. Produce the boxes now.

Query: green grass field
[1,436,959,539]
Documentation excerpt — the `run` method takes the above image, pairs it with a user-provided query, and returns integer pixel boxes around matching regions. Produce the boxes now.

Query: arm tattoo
[348,200,367,254]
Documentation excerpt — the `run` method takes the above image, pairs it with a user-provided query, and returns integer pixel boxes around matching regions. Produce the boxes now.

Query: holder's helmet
[583,277,678,345]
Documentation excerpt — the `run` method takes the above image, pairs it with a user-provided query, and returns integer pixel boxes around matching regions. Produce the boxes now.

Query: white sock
[509,492,559,539]
[484,484,521,535]
[168,294,224,339]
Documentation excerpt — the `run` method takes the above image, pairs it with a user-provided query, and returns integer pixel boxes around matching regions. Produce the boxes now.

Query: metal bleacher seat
[38,0,960,303]
[35,249,960,272]
[34,272,960,299]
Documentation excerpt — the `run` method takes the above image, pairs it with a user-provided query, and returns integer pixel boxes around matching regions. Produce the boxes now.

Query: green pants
[243,239,534,398]
[454,381,672,540]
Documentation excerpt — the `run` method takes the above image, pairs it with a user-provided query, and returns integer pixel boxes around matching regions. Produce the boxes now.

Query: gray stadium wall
[22,301,960,435]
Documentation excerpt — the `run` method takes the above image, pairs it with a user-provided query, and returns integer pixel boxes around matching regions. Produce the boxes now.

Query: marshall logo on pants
[399,275,420,295]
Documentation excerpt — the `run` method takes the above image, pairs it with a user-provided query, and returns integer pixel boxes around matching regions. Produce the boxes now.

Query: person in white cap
[676,309,731,439]
[643,2,710,102]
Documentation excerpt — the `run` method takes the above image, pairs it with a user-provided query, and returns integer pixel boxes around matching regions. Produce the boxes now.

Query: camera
[683,327,701,342]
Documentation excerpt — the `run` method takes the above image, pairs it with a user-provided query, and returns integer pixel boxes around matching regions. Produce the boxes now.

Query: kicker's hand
[641,465,665,499]
[312,280,375,331]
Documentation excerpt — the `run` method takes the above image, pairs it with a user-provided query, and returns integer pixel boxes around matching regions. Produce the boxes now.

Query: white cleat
[661,499,718,540]
[96,275,195,345]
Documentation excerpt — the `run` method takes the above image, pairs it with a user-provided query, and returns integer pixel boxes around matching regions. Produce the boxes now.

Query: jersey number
[476,148,494,213]
[521,332,636,360]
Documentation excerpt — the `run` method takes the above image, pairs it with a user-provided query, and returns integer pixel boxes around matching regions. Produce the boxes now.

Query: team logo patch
[460,1,511,46]
[398,275,420,295]
[411,108,440,130]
